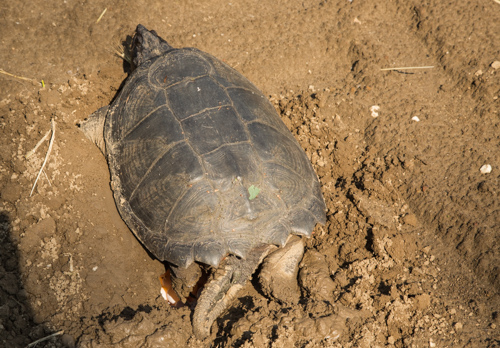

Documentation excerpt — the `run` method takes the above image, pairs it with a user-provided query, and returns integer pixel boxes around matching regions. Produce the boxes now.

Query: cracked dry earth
[0,0,499,347]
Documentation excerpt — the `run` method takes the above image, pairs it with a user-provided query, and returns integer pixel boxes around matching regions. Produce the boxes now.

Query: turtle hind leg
[79,106,108,155]
[258,235,304,305]
[192,244,275,339]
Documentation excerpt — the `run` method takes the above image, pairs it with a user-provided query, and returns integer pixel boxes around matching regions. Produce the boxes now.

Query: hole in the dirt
[339,261,356,269]
[96,304,156,326]
[335,177,347,190]
[351,60,359,72]
[365,228,374,253]
[232,330,254,347]
[298,296,309,306]
[138,304,152,313]
[270,324,279,342]
[251,264,266,297]
[335,274,362,295]
[346,277,361,288]
[352,177,365,191]
[280,306,291,314]
[378,281,391,295]
[119,306,136,320]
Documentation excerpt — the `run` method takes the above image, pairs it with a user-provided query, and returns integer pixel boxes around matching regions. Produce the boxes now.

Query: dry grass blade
[43,170,52,187]
[30,119,56,197]
[113,44,132,64]
[96,8,107,23]
[26,330,64,347]
[26,128,51,159]
[380,66,435,71]
[0,68,39,85]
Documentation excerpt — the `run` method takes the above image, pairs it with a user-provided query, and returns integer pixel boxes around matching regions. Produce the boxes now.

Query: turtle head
[132,24,174,68]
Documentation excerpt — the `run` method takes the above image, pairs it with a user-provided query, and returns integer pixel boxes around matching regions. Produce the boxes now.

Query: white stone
[480,164,492,174]
[370,105,380,117]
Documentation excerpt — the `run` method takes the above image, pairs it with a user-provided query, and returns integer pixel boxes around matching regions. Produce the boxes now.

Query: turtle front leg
[192,243,276,339]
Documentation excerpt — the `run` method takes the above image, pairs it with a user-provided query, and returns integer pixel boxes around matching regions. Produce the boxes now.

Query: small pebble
[429,338,436,347]
[480,164,492,174]
[491,61,500,70]
[411,116,420,122]
[370,105,380,117]
[454,322,463,330]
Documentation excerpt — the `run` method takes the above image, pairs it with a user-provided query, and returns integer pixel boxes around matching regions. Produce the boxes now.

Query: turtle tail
[79,106,108,155]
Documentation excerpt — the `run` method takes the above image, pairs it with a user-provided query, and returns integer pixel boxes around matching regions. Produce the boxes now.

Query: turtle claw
[192,244,274,339]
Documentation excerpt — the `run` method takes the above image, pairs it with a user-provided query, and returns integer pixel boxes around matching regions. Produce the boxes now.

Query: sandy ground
[0,0,499,347]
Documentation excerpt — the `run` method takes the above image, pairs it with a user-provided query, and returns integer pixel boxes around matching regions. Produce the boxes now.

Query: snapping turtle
[81,24,326,338]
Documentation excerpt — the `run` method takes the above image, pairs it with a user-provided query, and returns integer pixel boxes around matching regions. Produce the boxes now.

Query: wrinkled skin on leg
[170,262,202,301]
[191,243,276,338]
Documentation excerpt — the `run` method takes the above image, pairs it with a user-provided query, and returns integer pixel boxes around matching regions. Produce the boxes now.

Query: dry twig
[0,68,40,85]
[96,8,107,23]
[30,119,56,197]
[380,66,435,71]
[26,129,51,159]
[26,330,64,347]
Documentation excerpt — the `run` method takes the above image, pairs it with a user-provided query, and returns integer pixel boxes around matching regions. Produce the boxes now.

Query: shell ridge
[163,73,210,89]
[121,103,168,140]
[179,104,233,123]
[127,139,186,201]
[199,140,253,157]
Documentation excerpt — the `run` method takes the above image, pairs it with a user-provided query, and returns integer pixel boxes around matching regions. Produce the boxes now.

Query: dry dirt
[1,0,499,347]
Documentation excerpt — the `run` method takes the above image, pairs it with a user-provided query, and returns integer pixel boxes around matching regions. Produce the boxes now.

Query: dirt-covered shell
[104,44,326,269]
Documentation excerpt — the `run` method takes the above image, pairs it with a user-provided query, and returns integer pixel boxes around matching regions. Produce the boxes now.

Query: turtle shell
[104,46,326,268]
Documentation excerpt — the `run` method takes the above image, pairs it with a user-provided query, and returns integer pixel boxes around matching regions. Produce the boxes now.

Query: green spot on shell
[248,185,260,200]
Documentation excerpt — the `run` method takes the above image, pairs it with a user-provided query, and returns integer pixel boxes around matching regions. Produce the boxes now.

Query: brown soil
[1,0,499,347]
